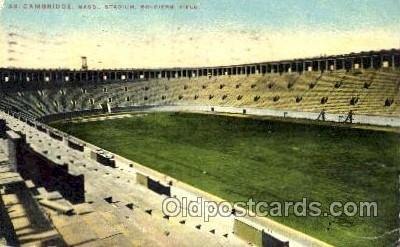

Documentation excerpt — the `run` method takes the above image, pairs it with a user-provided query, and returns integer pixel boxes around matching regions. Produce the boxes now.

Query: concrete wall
[147,105,400,127]
[234,218,263,246]
[39,104,400,127]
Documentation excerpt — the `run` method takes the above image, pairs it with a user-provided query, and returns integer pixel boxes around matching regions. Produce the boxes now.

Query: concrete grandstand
[1,49,400,122]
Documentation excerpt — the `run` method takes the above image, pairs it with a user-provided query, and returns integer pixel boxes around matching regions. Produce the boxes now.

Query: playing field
[50,112,399,247]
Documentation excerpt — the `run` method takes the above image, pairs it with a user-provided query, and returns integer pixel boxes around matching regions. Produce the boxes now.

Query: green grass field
[51,112,399,247]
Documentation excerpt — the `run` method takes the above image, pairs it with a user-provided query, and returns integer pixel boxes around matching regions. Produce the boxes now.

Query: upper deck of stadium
[0,49,399,83]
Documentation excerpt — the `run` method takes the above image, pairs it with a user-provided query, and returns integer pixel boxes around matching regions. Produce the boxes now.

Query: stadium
[0,1,400,247]
[0,49,400,246]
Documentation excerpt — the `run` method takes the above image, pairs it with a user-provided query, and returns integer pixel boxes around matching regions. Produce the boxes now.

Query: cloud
[0,27,398,69]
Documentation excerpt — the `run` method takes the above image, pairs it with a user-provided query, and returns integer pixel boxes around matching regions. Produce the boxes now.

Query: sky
[0,0,399,69]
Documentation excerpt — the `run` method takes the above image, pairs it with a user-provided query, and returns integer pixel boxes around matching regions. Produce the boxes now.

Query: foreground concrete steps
[22,179,133,246]
[0,168,65,246]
